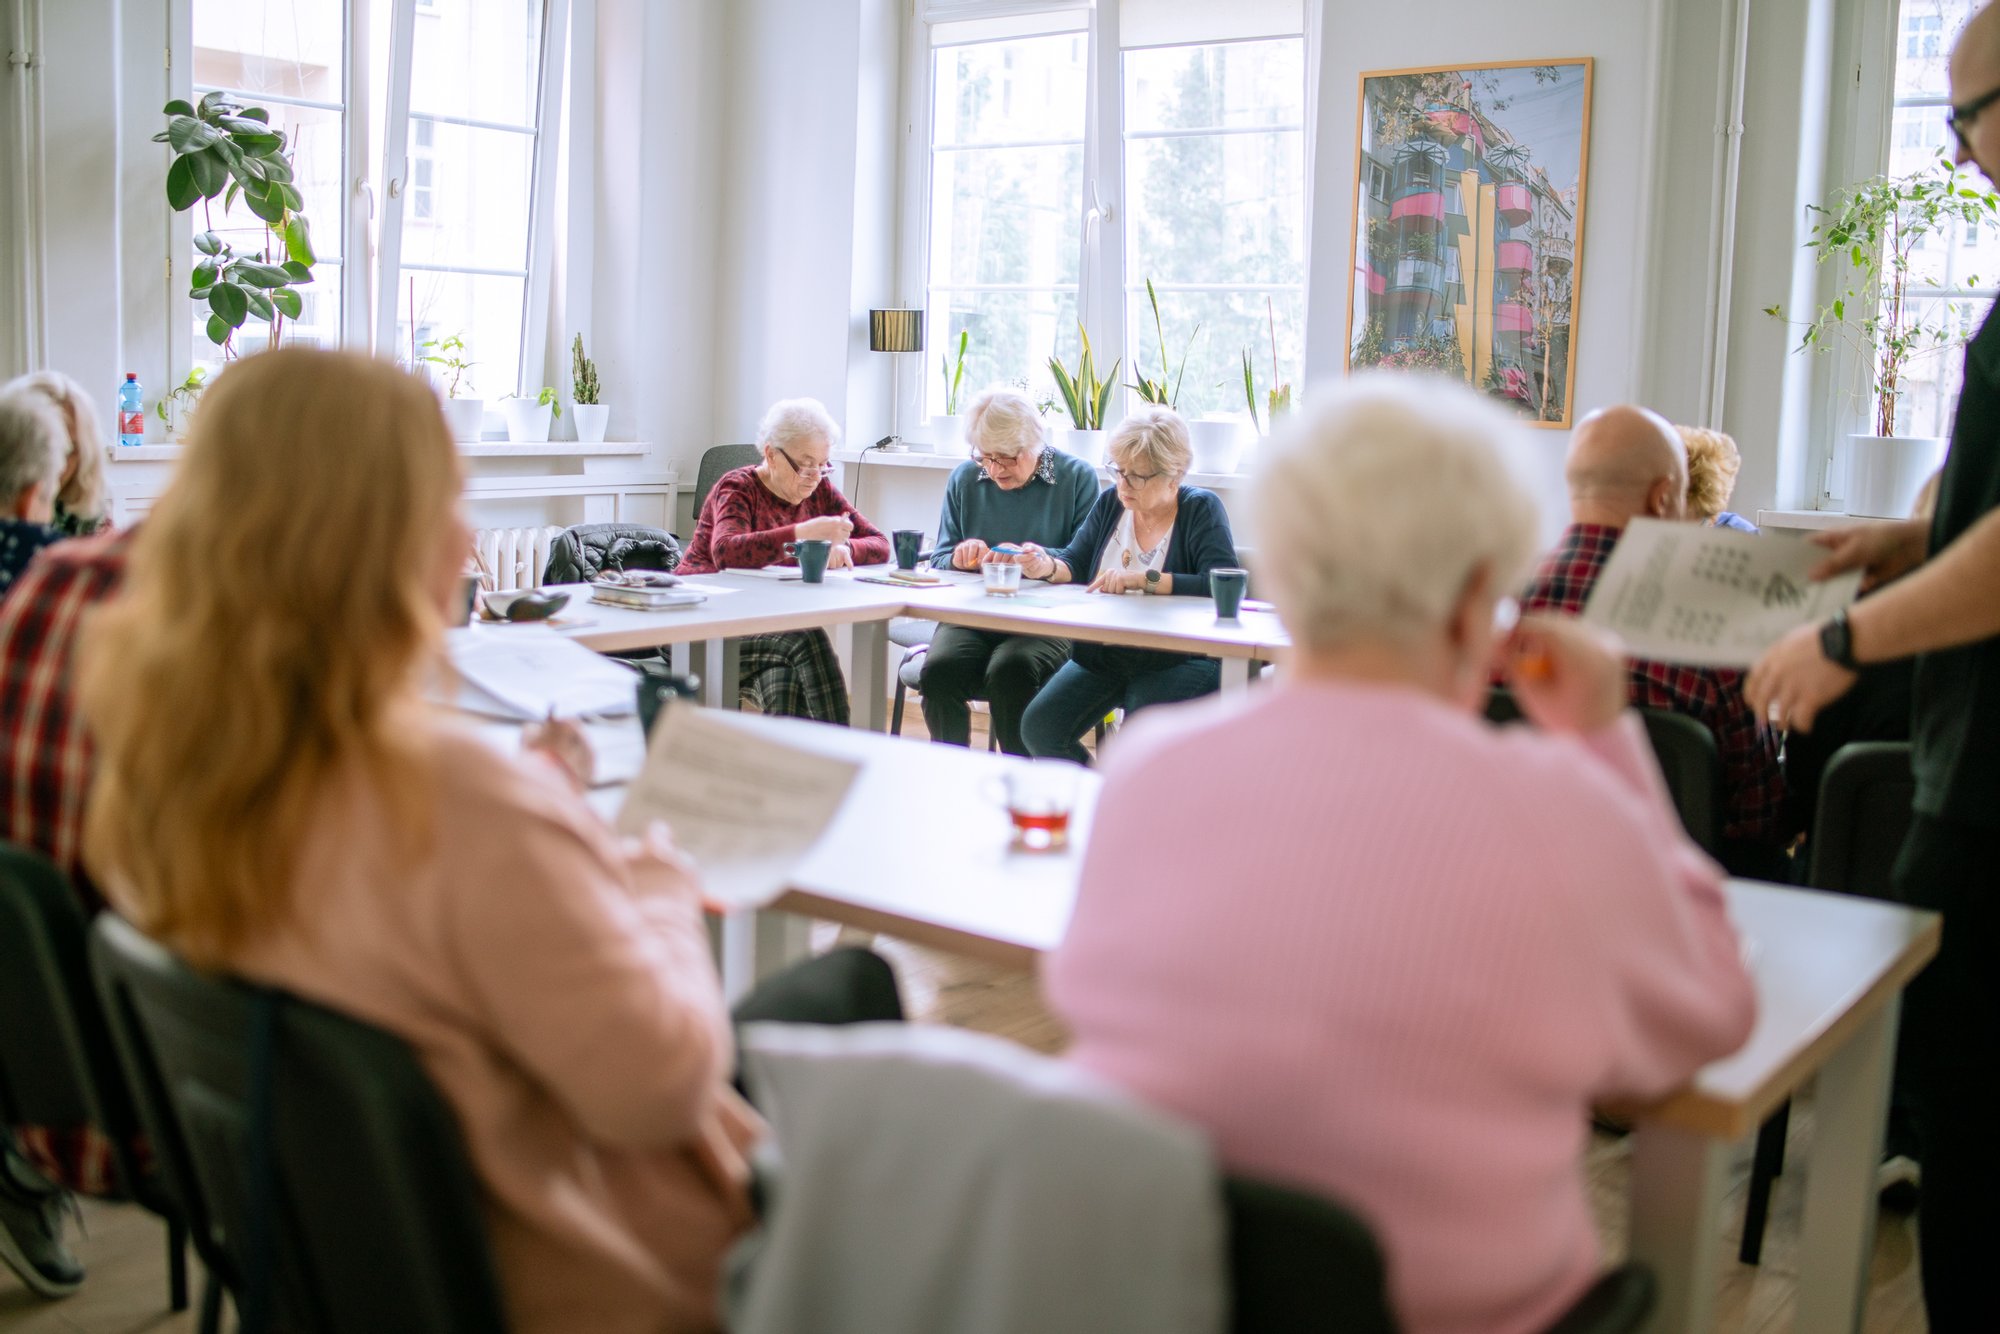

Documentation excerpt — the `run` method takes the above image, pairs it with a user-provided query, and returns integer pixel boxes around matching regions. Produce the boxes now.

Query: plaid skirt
[737,630,849,725]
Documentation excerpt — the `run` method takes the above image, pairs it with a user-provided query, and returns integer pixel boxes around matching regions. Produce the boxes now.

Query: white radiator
[474,525,566,591]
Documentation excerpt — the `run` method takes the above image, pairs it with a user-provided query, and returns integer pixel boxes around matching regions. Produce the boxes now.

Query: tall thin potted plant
[934,329,970,450]
[571,334,609,442]
[1048,324,1119,464]
[1768,155,1998,516]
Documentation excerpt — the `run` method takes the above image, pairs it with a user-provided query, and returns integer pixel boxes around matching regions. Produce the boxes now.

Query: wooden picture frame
[1344,57,1594,428]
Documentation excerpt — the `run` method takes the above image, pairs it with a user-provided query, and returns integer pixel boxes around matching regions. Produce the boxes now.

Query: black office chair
[0,844,196,1320]
[1738,741,1915,1266]
[693,444,761,532]
[1484,692,1722,857]
[1222,1173,1654,1333]
[90,915,509,1334]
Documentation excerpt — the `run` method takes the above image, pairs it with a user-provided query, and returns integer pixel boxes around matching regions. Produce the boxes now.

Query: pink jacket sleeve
[707,474,798,570]
[445,798,735,1148]
[1565,715,1757,1101]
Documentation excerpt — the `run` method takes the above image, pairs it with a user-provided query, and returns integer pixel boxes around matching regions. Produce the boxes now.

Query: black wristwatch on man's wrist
[1819,610,1860,670]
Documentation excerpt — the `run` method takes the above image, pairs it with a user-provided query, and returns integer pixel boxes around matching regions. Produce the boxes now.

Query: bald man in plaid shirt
[0,526,135,1297]
[1519,407,1787,879]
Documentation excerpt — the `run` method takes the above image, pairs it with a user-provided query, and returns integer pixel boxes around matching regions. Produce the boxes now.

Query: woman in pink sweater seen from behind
[1045,374,1756,1334]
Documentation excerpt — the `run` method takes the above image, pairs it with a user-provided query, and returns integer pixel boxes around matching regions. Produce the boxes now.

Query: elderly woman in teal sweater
[917,389,1101,755]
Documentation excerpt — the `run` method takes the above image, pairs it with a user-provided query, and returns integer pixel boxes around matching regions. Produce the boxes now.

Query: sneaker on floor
[1877,1153,1922,1214]
[0,1178,83,1299]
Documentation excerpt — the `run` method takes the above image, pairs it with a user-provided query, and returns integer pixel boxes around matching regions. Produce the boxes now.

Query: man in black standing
[1748,6,2000,1324]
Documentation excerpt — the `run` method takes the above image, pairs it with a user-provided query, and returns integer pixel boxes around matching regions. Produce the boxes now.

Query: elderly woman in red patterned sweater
[678,398,890,723]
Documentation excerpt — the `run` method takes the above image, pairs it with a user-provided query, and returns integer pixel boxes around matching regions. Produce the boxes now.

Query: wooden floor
[0,710,1931,1332]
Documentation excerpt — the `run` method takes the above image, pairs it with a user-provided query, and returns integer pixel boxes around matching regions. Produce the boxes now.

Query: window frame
[900,0,1312,444]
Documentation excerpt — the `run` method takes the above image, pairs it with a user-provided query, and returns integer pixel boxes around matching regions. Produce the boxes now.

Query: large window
[175,0,564,414]
[915,1,1307,439]
[1889,0,1998,437]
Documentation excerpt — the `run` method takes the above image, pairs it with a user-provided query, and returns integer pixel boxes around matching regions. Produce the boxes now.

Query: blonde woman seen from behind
[1676,424,1756,533]
[80,348,756,1334]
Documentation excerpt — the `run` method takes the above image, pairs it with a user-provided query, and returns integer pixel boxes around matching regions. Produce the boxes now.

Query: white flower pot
[1059,427,1108,465]
[929,414,964,453]
[443,397,485,442]
[573,403,610,443]
[1846,433,1946,519]
[505,400,554,443]
[1188,418,1248,474]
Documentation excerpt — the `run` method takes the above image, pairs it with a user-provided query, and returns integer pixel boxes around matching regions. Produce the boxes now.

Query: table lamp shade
[869,309,925,354]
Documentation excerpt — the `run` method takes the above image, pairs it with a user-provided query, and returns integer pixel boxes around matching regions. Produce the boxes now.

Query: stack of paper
[446,626,639,720]
[1580,519,1863,668]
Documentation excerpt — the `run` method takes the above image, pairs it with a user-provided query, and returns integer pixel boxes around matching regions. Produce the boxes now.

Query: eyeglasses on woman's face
[776,445,835,480]
[1105,463,1165,487]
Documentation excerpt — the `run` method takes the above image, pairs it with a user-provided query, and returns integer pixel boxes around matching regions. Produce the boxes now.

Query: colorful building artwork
[1346,60,1593,427]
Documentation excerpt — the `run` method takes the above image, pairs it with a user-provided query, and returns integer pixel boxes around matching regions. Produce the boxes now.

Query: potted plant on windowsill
[1049,324,1119,464]
[422,333,483,440]
[571,334,608,443]
[504,387,562,443]
[932,329,970,451]
[1768,154,1999,517]
[155,367,209,444]
[1127,278,1246,471]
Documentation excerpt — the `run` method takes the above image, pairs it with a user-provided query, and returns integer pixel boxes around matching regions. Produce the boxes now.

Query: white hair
[5,370,107,521]
[1249,373,1540,652]
[1108,407,1192,479]
[0,391,65,510]
[964,388,1045,458]
[757,397,841,453]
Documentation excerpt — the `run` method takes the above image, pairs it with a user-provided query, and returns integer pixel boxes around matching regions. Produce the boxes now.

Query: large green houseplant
[154,92,318,355]
[1767,155,1997,515]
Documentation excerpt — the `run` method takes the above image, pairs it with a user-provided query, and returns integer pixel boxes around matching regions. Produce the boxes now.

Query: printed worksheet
[1580,519,1863,668]
[615,704,860,910]
[446,625,640,719]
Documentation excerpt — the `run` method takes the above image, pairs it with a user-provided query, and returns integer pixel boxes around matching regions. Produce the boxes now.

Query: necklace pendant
[1122,550,1132,569]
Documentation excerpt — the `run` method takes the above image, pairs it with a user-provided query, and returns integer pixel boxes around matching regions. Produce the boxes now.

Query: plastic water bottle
[117,373,143,447]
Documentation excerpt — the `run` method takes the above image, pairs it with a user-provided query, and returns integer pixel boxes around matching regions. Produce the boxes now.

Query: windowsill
[832,446,1255,490]
[107,440,651,463]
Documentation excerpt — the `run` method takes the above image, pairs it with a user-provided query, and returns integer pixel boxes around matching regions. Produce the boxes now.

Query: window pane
[1124,38,1303,133]
[1125,286,1303,420]
[1125,130,1304,286]
[1895,0,1969,100]
[930,289,1080,411]
[188,267,342,356]
[392,272,527,400]
[925,31,1088,418]
[193,0,344,98]
[1895,295,1989,437]
[387,0,545,391]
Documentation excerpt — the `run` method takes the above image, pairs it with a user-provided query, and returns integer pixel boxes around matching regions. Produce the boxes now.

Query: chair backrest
[1222,1175,1396,1333]
[1485,687,1525,725]
[1637,709,1722,855]
[694,444,760,523]
[0,844,151,1204]
[1806,742,1914,900]
[89,915,509,1333]
[541,522,681,584]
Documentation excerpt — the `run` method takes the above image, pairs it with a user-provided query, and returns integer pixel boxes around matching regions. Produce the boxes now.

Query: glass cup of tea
[982,558,1024,596]
[998,760,1079,852]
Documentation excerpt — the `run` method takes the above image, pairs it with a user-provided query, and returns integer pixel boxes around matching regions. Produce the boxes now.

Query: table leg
[1626,1121,1731,1333]
[851,618,890,732]
[1220,658,1253,695]
[1794,1000,1898,1333]
[689,639,742,711]
[717,910,812,1005]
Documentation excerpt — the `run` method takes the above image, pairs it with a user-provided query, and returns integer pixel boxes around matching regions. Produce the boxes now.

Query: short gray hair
[5,370,107,520]
[1250,373,1540,652]
[757,397,841,453]
[1107,407,1191,479]
[0,391,65,509]
[964,388,1045,458]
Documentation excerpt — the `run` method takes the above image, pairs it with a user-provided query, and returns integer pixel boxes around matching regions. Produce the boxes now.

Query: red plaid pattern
[1,527,137,1194]
[1520,524,1785,844]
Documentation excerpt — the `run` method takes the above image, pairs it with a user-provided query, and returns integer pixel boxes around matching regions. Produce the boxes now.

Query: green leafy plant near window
[571,334,601,406]
[939,330,970,415]
[1242,300,1293,433]
[421,333,477,398]
[155,92,318,355]
[505,386,563,418]
[1765,155,1999,437]
[154,366,209,438]
[1049,324,1119,430]
[1127,279,1200,410]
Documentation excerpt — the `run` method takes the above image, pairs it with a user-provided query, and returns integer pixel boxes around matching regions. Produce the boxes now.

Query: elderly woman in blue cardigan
[1014,408,1238,763]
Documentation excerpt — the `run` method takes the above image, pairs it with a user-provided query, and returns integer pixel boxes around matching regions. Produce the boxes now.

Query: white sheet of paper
[739,566,804,581]
[445,625,638,720]
[614,705,860,911]
[1579,519,1864,668]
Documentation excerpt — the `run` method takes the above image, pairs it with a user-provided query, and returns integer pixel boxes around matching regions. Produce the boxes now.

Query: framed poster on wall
[1345,58,1593,427]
